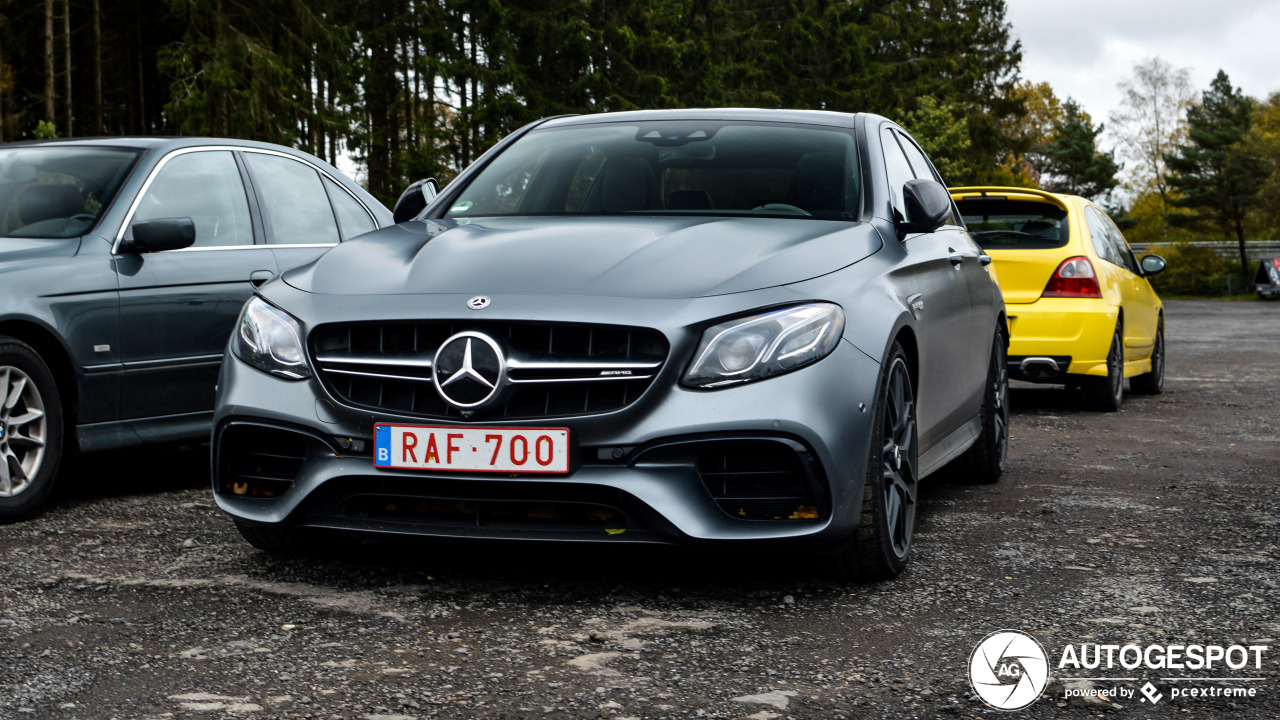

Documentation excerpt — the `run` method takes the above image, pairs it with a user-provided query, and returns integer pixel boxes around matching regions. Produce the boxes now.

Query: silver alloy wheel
[0,365,47,497]
[881,357,917,558]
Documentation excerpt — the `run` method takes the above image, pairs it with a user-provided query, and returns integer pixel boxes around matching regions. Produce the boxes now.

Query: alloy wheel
[881,358,917,558]
[993,352,1010,465]
[0,365,47,497]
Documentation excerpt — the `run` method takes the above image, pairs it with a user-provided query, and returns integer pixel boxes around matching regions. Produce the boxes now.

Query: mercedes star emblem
[433,331,505,408]
[467,295,491,310]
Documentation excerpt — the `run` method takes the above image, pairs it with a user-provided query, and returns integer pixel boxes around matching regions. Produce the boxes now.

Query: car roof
[537,108,875,129]
[0,136,319,157]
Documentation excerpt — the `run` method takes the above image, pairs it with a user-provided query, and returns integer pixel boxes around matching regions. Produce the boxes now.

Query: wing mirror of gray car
[124,217,197,253]
[1140,254,1168,276]
[393,177,440,223]
[898,178,952,236]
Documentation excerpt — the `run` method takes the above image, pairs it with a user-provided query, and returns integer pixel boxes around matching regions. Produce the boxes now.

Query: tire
[1129,319,1164,395]
[1086,321,1125,412]
[235,521,327,556]
[0,338,65,523]
[830,343,918,581]
[954,326,1009,483]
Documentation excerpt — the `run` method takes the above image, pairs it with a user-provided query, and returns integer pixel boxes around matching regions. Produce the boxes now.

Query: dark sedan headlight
[231,297,310,380]
[683,303,845,388]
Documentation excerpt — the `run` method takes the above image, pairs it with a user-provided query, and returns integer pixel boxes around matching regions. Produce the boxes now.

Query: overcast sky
[1005,0,1280,137]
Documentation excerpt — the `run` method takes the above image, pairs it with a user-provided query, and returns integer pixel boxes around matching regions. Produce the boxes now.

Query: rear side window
[1084,206,1127,268]
[323,176,376,239]
[245,152,341,245]
[959,199,1069,249]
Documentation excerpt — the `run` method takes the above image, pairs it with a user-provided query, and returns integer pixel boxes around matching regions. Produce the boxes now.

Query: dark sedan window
[446,121,861,221]
[245,153,342,245]
[0,147,139,238]
[322,176,376,239]
[960,200,1070,250]
[134,150,253,247]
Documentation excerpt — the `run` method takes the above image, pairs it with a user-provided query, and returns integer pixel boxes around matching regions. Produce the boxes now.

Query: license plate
[374,424,570,474]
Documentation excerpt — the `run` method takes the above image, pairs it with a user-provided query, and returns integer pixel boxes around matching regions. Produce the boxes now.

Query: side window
[322,176,376,240]
[244,153,341,245]
[1084,206,1123,267]
[897,131,960,226]
[898,133,939,183]
[1100,210,1140,274]
[881,127,915,216]
[133,150,253,247]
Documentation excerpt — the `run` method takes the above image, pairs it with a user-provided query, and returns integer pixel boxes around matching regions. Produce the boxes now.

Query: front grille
[217,424,321,498]
[311,321,669,420]
[695,439,824,521]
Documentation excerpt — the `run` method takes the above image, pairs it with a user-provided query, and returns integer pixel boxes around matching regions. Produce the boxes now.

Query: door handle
[250,270,275,287]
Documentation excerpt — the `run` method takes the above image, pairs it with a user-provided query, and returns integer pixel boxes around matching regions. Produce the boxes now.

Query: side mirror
[899,179,952,236]
[125,217,196,253]
[1140,254,1167,276]
[393,177,440,223]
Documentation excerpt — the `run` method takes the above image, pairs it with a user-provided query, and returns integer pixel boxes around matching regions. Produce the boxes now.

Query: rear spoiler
[948,186,1071,211]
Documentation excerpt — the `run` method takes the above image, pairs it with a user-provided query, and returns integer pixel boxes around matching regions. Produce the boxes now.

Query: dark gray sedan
[0,138,391,521]
[214,110,1008,579]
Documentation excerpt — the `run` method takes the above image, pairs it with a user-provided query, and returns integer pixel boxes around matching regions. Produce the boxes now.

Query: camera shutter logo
[969,630,1050,710]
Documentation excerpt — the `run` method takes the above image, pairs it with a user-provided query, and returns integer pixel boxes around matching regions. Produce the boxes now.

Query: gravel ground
[2,299,1277,720]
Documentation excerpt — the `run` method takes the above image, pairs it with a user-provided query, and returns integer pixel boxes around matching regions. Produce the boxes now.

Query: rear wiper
[969,230,1056,241]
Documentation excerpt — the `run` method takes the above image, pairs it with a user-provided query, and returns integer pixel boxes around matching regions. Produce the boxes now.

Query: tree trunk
[135,1,145,134]
[1234,208,1249,283]
[62,0,72,136]
[45,0,55,125]
[92,0,102,135]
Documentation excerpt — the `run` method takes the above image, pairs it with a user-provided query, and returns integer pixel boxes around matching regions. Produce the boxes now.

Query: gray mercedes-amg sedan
[214,109,1009,579]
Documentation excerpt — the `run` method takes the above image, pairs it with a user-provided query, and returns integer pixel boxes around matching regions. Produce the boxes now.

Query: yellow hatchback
[950,187,1167,411]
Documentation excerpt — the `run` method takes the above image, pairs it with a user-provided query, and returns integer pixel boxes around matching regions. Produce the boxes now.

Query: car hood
[282,215,882,299]
[0,235,82,265]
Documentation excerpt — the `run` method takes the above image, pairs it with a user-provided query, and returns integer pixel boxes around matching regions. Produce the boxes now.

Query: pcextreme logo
[969,630,1051,710]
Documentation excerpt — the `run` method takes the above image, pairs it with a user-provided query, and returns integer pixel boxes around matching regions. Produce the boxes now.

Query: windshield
[445,121,861,221]
[959,199,1070,249]
[0,146,140,238]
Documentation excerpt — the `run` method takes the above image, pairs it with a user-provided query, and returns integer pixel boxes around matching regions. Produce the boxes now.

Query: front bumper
[213,338,881,547]
[1005,297,1118,381]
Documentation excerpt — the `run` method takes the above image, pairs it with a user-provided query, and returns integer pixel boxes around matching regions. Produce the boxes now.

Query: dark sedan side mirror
[898,179,952,236]
[393,177,440,223]
[1140,254,1168,276]
[125,217,196,253]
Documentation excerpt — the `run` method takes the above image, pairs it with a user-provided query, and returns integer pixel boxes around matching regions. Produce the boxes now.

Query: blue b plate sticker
[375,424,391,466]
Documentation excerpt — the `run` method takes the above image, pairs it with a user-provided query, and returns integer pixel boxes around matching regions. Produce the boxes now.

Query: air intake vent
[217,424,319,498]
[695,439,824,521]
[310,321,668,421]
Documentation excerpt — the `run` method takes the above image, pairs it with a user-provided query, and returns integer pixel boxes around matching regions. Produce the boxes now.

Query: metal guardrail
[1129,241,1280,258]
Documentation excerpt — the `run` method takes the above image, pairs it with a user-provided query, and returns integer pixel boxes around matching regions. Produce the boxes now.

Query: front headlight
[231,296,310,380]
[682,303,845,389]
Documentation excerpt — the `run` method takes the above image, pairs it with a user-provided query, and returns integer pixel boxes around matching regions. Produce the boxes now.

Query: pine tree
[1033,99,1120,201]
[1165,70,1271,279]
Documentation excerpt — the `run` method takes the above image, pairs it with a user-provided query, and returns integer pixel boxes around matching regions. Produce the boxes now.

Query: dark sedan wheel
[0,338,64,522]
[1087,322,1125,412]
[955,327,1009,483]
[832,343,917,580]
[1130,320,1164,395]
